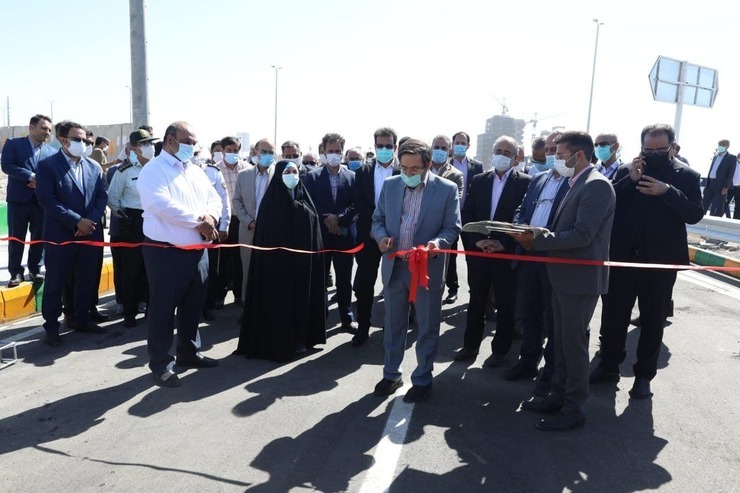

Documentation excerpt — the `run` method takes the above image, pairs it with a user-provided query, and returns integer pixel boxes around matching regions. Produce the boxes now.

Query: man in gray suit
[371,139,462,403]
[510,131,615,431]
[232,138,275,301]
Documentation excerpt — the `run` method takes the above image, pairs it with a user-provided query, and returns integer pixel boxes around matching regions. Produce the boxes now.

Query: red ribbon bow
[405,245,430,303]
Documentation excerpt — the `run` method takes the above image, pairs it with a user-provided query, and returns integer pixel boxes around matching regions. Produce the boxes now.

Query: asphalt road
[1,261,739,492]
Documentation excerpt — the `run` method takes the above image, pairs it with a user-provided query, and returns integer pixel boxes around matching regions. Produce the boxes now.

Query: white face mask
[67,140,86,158]
[83,145,93,157]
[319,153,328,165]
[553,155,576,178]
[491,154,512,173]
[250,155,259,166]
[141,144,155,160]
[326,153,342,167]
[212,151,224,163]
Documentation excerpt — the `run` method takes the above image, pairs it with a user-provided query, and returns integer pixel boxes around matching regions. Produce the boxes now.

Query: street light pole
[272,65,281,145]
[49,100,54,121]
[586,19,603,133]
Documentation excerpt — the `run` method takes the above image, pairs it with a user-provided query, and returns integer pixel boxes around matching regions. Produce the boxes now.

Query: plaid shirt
[218,160,248,207]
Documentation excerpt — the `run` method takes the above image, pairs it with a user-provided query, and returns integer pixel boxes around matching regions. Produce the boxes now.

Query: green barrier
[0,202,7,237]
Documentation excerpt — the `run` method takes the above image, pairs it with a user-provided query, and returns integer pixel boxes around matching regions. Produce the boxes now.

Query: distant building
[475,115,526,162]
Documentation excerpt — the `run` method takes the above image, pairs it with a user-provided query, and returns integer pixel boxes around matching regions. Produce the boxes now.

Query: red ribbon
[402,246,430,303]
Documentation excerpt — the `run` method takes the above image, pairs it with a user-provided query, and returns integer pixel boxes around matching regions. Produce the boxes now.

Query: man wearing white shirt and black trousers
[137,122,223,388]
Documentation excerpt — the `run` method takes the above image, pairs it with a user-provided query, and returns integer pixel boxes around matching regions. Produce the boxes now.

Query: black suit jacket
[353,159,399,242]
[453,157,484,204]
[610,158,703,265]
[707,153,736,190]
[462,169,532,253]
[303,166,357,246]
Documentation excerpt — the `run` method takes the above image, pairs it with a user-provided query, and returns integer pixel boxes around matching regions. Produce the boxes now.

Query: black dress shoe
[629,377,653,399]
[484,353,507,368]
[454,347,478,362]
[589,366,621,384]
[503,364,539,381]
[176,353,219,368]
[91,311,110,323]
[123,316,138,328]
[29,272,45,282]
[202,309,216,321]
[521,397,563,415]
[444,290,458,303]
[374,377,403,397]
[536,413,586,431]
[45,331,62,347]
[75,323,107,334]
[351,332,369,347]
[534,373,552,397]
[152,370,181,388]
[341,322,358,334]
[403,383,432,403]
[7,274,23,288]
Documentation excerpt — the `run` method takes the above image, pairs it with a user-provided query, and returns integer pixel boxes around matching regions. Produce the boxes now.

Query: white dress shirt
[709,153,725,179]
[529,171,564,228]
[62,152,85,193]
[374,162,394,207]
[204,164,231,231]
[255,168,270,215]
[490,169,513,220]
[137,151,223,246]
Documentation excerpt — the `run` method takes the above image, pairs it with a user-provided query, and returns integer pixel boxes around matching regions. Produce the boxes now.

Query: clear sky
[1,0,739,174]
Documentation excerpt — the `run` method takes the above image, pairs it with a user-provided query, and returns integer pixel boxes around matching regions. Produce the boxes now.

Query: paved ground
[1,258,739,492]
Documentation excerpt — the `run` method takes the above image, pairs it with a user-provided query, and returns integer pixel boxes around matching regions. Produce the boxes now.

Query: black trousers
[598,267,677,381]
[205,244,220,309]
[6,198,44,277]
[325,241,355,326]
[110,235,124,304]
[143,240,208,374]
[702,181,726,217]
[445,239,460,291]
[463,257,518,355]
[354,235,382,335]
[218,216,243,302]
[62,243,104,318]
[120,209,148,318]
[516,259,555,374]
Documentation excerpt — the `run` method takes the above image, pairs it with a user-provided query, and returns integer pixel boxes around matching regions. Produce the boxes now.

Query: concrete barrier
[0,259,114,322]
[688,246,740,280]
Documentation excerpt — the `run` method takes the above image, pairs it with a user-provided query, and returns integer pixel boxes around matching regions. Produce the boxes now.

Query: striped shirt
[398,176,427,252]
[329,173,339,202]
[218,160,248,205]
[529,171,564,228]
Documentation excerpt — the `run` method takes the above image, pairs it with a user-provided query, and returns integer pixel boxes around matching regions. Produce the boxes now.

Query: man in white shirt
[137,121,223,388]
[703,139,736,216]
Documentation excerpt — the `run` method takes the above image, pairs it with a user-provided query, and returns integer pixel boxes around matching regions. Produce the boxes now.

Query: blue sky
[2,0,739,173]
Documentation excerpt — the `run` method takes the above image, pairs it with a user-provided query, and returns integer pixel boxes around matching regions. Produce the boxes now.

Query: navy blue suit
[512,171,569,376]
[35,150,108,333]
[1,137,55,278]
[303,166,357,326]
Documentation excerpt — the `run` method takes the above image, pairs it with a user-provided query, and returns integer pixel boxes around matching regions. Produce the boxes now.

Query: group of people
[2,115,705,431]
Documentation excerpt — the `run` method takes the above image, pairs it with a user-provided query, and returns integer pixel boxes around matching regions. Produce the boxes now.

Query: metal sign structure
[648,56,718,139]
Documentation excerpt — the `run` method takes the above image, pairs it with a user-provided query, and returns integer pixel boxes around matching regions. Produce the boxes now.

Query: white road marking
[679,271,740,301]
[359,384,414,493]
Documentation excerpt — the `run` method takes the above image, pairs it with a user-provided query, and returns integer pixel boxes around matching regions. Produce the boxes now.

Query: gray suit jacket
[534,166,615,296]
[434,162,464,199]
[232,165,274,245]
[371,173,461,289]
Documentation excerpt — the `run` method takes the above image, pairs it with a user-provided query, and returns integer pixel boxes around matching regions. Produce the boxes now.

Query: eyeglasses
[641,146,671,156]
[594,141,614,147]
[283,154,299,159]
[302,161,317,166]
[376,144,394,150]
[67,136,85,143]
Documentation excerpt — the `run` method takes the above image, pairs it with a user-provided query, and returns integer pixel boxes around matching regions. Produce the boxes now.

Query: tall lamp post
[272,65,281,145]
[49,100,54,121]
[586,19,603,133]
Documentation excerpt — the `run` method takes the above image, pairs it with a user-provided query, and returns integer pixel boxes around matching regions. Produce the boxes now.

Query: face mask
[83,145,93,157]
[174,141,195,163]
[453,144,467,157]
[401,172,422,188]
[717,145,727,154]
[282,173,300,190]
[224,153,239,165]
[375,148,394,164]
[348,160,362,171]
[128,151,140,165]
[291,157,302,167]
[432,149,448,165]
[259,154,275,168]
[319,153,328,165]
[212,151,224,163]
[141,144,155,160]
[644,152,672,169]
[545,154,556,169]
[191,156,204,167]
[66,140,86,158]
[594,145,613,163]
[250,155,259,165]
[533,161,552,173]
[553,155,576,178]
[326,153,342,167]
[103,147,109,154]
[491,154,512,172]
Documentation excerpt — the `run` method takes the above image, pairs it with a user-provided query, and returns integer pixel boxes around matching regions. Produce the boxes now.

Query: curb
[688,246,740,280]
[0,259,114,322]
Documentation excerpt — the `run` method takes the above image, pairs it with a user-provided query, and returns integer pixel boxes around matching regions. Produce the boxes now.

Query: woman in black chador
[234,161,326,362]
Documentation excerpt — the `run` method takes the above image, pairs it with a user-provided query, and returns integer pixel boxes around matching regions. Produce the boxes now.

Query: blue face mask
[545,154,556,169]
[376,148,394,164]
[533,160,552,172]
[594,145,614,163]
[453,144,467,157]
[259,154,275,168]
[348,160,362,171]
[282,173,300,190]
[432,149,448,165]
[128,150,139,165]
[401,172,422,188]
[175,142,195,163]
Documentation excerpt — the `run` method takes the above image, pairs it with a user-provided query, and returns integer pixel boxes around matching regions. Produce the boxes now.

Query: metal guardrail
[687,215,740,244]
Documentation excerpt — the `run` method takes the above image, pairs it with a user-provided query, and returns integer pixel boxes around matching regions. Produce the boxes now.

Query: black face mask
[644,152,672,170]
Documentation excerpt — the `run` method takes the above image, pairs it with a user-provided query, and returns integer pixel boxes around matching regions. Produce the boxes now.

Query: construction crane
[525,112,564,143]
[492,95,509,116]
